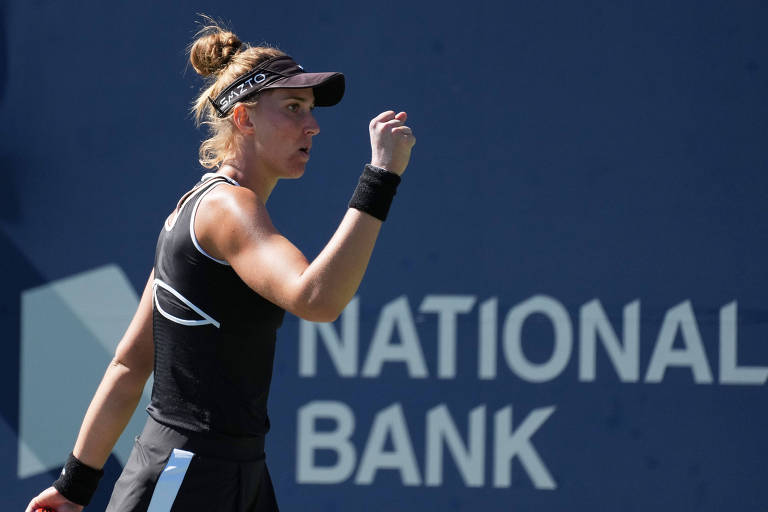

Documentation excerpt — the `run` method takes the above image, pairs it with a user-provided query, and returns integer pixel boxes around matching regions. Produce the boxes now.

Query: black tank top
[147,174,285,437]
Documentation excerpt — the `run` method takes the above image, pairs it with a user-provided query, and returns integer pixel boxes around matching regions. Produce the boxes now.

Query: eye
[287,103,300,113]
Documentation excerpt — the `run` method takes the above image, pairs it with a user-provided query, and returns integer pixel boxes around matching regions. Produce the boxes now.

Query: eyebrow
[282,95,316,109]
[283,95,313,103]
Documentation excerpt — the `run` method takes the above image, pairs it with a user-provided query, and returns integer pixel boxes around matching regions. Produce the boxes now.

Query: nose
[305,112,320,136]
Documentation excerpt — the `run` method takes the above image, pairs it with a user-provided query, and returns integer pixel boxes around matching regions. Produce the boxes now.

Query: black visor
[209,55,345,117]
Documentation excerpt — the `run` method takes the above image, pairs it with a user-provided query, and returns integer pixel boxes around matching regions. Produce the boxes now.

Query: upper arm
[194,186,317,317]
[112,270,155,380]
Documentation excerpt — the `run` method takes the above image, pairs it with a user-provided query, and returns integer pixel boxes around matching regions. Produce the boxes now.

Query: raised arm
[197,110,415,322]
[25,270,155,512]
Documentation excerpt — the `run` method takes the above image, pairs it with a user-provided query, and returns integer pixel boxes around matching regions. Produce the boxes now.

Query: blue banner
[2,1,766,510]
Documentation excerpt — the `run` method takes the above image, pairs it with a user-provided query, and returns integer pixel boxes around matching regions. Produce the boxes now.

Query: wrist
[369,160,388,171]
[52,453,104,506]
[348,164,401,221]
[366,163,398,176]
[369,160,403,176]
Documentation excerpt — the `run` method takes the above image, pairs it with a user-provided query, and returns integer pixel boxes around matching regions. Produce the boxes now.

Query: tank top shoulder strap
[188,176,239,265]
[165,174,239,232]
[201,172,240,187]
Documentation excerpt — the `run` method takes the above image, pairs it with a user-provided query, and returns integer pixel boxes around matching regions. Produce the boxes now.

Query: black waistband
[140,415,266,462]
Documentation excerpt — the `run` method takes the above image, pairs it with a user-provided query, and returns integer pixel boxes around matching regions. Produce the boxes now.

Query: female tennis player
[25,21,414,512]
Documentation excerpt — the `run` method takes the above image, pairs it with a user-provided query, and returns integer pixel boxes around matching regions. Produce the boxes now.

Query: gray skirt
[105,416,278,512]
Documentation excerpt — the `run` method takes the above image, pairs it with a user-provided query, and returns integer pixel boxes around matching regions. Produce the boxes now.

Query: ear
[231,103,255,134]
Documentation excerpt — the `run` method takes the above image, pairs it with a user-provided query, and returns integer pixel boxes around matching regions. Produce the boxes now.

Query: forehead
[267,87,315,102]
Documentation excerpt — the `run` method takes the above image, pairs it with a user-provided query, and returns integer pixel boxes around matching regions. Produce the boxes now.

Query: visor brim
[262,72,345,107]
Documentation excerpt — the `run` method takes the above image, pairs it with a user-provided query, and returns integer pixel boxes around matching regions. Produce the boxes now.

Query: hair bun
[190,27,243,77]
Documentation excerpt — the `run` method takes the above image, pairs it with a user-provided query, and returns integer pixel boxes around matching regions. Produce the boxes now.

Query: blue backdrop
[2,1,767,510]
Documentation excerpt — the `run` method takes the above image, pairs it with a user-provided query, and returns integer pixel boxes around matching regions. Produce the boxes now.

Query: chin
[283,165,306,180]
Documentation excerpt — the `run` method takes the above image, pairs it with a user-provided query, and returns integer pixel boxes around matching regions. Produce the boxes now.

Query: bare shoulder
[194,184,276,259]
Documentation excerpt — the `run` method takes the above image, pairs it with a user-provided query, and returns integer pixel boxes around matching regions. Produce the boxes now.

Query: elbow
[292,290,346,323]
[302,308,342,323]
[109,358,152,396]
[291,278,355,323]
[295,301,343,323]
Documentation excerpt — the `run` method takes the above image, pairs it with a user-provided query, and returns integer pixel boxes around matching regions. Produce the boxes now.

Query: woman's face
[246,87,320,179]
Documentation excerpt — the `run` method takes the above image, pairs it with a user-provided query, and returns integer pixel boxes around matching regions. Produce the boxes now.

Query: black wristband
[348,164,402,221]
[53,453,104,506]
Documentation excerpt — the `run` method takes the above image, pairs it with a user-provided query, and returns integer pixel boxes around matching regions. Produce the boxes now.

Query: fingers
[25,498,41,512]
[381,118,405,129]
[371,110,407,125]
[25,492,48,512]
[371,110,396,125]
[25,487,70,512]
[392,125,415,143]
[373,114,413,140]
[380,113,412,133]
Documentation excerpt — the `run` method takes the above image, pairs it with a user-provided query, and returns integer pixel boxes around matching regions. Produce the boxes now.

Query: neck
[218,154,278,203]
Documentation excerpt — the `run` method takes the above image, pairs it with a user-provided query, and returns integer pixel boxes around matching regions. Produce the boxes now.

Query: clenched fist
[369,111,416,176]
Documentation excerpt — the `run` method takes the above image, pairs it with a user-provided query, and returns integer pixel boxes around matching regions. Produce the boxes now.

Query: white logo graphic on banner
[18,264,152,478]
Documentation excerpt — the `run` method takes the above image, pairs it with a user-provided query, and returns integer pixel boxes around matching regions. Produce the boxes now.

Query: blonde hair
[189,19,285,168]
